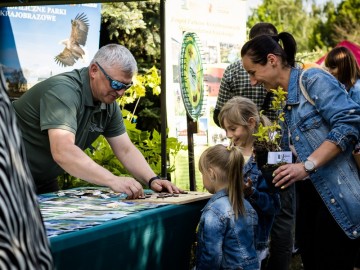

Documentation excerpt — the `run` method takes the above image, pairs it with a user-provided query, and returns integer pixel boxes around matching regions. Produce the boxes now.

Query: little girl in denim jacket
[218,96,281,266]
[196,144,259,270]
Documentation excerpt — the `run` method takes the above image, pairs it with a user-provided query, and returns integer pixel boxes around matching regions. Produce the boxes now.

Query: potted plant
[252,87,292,190]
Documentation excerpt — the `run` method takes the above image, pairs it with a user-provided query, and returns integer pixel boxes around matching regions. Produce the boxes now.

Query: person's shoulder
[223,60,243,71]
[243,198,255,211]
[302,66,327,75]
[108,101,121,112]
[223,60,247,77]
[207,191,231,211]
[353,78,360,89]
[349,79,360,98]
[50,67,86,82]
[302,62,322,70]
[302,66,332,82]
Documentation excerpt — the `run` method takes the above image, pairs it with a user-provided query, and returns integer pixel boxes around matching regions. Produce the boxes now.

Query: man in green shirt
[13,44,180,197]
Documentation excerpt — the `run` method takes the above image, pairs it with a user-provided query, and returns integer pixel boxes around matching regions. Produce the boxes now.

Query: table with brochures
[39,187,208,270]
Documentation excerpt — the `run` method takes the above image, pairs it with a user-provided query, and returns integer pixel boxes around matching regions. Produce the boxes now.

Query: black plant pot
[260,164,281,193]
[255,151,268,169]
[254,148,286,193]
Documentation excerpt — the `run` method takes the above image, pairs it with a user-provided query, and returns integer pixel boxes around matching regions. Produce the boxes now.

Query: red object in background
[316,40,360,66]
[204,66,225,96]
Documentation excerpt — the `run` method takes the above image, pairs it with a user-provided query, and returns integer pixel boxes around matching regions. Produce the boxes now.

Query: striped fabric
[0,89,53,269]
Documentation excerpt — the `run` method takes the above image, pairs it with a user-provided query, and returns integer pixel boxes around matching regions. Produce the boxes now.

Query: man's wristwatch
[148,176,161,188]
[304,159,316,173]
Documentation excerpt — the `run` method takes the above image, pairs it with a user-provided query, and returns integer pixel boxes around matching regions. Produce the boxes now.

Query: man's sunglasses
[96,61,133,91]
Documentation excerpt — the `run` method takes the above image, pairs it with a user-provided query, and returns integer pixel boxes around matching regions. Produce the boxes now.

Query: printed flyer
[0,3,101,99]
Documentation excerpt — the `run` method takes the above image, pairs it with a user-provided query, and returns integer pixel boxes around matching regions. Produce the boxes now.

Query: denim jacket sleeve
[349,79,360,105]
[301,69,360,151]
[244,157,281,215]
[248,179,281,215]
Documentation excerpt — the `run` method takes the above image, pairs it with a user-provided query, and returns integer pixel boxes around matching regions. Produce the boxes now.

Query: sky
[248,0,342,14]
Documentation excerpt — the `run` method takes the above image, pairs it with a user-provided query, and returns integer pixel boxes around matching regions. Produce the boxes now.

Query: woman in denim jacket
[324,46,360,269]
[241,32,360,270]
[219,97,281,267]
[196,144,259,270]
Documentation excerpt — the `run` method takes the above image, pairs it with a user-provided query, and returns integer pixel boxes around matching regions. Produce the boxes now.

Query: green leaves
[122,119,187,176]
[253,87,286,152]
[101,1,161,71]
[247,0,318,52]
[247,0,360,55]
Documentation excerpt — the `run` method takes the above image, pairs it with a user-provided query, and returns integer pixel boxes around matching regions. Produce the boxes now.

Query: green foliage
[121,66,162,132]
[310,0,360,49]
[334,0,360,44]
[307,1,338,50]
[296,50,326,64]
[119,66,161,121]
[253,87,287,152]
[84,120,186,179]
[247,0,320,52]
[247,0,360,55]
[100,0,161,71]
[58,173,96,190]
[85,136,126,175]
[124,119,187,174]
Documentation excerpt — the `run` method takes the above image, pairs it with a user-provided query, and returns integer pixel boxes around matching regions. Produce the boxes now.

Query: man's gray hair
[91,44,138,76]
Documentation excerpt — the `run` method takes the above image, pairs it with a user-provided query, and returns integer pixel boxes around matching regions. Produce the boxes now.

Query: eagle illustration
[54,13,89,67]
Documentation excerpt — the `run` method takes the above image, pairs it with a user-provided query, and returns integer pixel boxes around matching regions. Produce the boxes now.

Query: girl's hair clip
[227,139,234,150]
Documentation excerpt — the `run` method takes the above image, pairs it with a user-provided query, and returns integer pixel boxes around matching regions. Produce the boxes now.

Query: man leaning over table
[13,44,180,197]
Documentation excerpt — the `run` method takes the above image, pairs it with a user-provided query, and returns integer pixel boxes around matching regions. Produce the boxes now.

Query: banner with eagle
[0,4,101,99]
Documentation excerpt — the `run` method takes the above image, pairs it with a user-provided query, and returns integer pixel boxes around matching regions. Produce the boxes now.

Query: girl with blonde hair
[196,144,259,270]
[219,96,281,267]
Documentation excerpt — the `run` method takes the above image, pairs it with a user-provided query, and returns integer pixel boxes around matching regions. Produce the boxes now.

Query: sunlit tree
[100,0,161,72]
[247,0,321,52]
[310,0,360,49]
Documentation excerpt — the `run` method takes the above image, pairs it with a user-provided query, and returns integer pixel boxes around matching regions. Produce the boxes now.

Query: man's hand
[109,177,145,199]
[149,179,183,194]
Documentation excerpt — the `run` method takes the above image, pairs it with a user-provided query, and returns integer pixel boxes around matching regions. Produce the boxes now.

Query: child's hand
[244,178,254,197]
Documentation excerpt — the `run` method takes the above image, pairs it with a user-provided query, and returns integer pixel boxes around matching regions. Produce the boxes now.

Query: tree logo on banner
[179,32,205,121]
